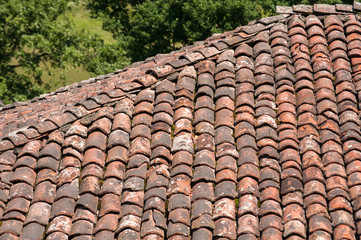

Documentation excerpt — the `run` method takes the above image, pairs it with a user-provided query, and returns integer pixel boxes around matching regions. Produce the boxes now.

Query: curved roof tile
[1,2,361,239]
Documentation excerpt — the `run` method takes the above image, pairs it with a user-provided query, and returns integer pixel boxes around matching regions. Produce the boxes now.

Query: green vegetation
[0,0,354,104]
[0,0,128,104]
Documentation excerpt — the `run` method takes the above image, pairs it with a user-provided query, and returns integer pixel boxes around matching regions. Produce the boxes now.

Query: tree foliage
[0,0,354,104]
[87,0,274,61]
[87,0,352,63]
[0,0,129,104]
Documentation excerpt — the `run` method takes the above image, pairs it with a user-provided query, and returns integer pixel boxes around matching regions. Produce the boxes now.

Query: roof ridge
[2,1,351,150]
[2,4,361,238]
[0,11,288,150]
[277,1,361,15]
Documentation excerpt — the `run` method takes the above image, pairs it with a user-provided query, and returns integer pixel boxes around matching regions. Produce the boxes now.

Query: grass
[66,1,115,45]
[21,1,116,93]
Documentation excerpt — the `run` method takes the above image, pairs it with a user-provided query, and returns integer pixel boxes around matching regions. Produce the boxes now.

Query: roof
[1,1,361,239]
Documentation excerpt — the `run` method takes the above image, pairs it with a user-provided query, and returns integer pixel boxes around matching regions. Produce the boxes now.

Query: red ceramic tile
[2,6,361,239]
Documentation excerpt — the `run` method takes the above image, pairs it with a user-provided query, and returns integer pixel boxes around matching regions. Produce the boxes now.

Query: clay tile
[217,142,238,159]
[11,167,36,186]
[0,219,23,236]
[303,167,325,184]
[89,117,112,135]
[20,222,46,239]
[271,36,289,48]
[254,42,271,57]
[283,203,306,222]
[276,6,293,14]
[328,30,347,43]
[289,27,307,39]
[259,14,289,26]
[329,196,352,213]
[345,19,361,33]
[192,228,212,239]
[256,115,277,129]
[5,197,30,214]
[38,142,61,161]
[254,75,274,88]
[24,201,51,225]
[234,44,253,58]
[281,177,303,195]
[260,214,283,232]
[0,150,16,168]
[214,181,236,199]
[259,177,282,192]
[237,214,260,236]
[156,80,175,94]
[270,22,288,34]
[177,76,196,93]
[330,40,348,53]
[216,168,236,182]
[260,146,280,160]
[168,222,191,238]
[284,220,306,238]
[282,192,303,207]
[212,41,228,51]
[335,4,353,12]
[197,60,216,75]
[133,102,154,117]
[93,107,114,121]
[237,194,258,216]
[334,224,356,240]
[254,31,270,43]
[35,169,56,185]
[259,200,282,217]
[293,4,313,13]
[191,182,214,202]
[18,140,41,158]
[217,49,236,64]
[354,1,361,11]
[213,217,236,239]
[117,228,140,239]
[289,15,306,28]
[193,166,215,182]
[114,98,134,116]
[305,15,324,29]
[191,199,212,220]
[236,68,254,84]
[178,66,197,79]
[308,215,332,234]
[194,108,214,125]
[135,89,155,105]
[84,131,107,151]
[272,45,290,57]
[324,15,343,29]
[139,74,158,87]
[330,49,348,62]
[9,182,33,200]
[313,4,336,14]
[216,61,235,74]
[168,58,191,69]
[238,177,259,197]
[256,106,277,118]
[55,180,79,200]
[46,130,63,145]
[308,25,325,38]
[254,65,274,76]
[235,122,256,139]
[255,53,274,68]
[65,123,87,138]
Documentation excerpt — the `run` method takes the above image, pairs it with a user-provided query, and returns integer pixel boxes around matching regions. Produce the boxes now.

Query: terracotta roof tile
[3,2,361,238]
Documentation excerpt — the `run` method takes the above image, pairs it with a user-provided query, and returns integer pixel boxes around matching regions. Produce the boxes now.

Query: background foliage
[0,0,354,104]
